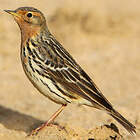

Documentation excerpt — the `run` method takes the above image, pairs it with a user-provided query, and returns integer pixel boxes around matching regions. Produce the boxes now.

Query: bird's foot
[28,122,49,136]
[28,122,64,136]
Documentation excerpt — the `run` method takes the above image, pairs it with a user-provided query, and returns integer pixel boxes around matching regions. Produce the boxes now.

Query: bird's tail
[108,109,136,135]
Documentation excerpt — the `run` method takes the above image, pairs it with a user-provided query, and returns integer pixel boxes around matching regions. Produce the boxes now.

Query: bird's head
[4,7,47,38]
[5,7,46,26]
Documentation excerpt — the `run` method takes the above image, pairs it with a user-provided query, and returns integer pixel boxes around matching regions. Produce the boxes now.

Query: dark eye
[27,13,32,18]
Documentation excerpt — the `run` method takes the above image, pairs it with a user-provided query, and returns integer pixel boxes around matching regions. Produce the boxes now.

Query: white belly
[22,59,70,105]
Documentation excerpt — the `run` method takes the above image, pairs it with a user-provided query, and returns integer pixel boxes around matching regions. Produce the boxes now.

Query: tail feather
[109,109,136,135]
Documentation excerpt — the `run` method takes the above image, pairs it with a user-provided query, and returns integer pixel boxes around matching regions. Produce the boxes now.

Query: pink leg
[29,104,66,136]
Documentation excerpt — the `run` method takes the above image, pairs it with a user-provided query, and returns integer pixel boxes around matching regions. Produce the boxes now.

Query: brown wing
[32,34,113,111]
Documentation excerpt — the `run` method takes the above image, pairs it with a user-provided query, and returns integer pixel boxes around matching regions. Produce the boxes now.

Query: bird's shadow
[0,105,44,134]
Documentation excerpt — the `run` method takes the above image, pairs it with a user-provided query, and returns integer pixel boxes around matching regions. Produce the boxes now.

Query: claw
[28,123,48,136]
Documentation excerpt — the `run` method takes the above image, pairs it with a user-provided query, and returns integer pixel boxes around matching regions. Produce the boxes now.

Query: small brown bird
[5,7,136,136]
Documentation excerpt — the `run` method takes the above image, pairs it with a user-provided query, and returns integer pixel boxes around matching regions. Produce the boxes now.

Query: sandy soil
[0,0,140,139]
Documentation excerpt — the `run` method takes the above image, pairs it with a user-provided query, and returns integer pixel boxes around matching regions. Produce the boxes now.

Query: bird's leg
[29,104,66,136]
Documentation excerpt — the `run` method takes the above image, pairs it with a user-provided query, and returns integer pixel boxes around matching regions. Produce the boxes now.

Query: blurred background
[0,0,140,139]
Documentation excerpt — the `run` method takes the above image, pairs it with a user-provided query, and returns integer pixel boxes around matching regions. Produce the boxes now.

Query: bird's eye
[27,13,32,18]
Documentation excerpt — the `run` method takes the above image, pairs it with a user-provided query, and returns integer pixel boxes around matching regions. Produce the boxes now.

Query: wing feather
[31,34,113,110]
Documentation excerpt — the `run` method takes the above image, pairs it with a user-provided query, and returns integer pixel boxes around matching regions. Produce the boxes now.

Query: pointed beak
[4,10,20,18]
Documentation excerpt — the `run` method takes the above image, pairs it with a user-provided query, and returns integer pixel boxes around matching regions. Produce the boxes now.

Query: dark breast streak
[21,39,76,104]
[22,35,113,110]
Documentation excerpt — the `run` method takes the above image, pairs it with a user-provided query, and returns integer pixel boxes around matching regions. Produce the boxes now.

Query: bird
[4,7,136,136]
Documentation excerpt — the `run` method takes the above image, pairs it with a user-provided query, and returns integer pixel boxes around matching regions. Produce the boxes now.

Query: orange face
[5,8,46,26]
[5,7,47,42]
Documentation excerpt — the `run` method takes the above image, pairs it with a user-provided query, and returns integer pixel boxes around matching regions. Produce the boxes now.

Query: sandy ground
[0,0,140,139]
